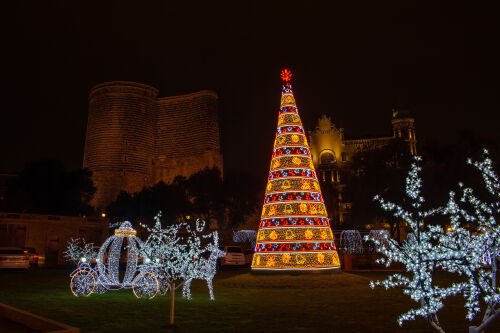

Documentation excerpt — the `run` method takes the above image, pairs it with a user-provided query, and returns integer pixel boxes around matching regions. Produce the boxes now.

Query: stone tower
[391,109,417,155]
[84,82,157,212]
[83,81,222,212]
[153,91,221,184]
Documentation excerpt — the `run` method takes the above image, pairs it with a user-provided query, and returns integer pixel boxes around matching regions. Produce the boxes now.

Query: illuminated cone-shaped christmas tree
[251,69,340,271]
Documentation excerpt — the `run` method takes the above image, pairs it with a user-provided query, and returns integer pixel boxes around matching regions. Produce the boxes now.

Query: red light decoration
[280,69,292,83]
[251,72,340,271]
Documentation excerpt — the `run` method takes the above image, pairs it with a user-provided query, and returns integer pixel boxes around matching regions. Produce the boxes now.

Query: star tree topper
[281,68,292,85]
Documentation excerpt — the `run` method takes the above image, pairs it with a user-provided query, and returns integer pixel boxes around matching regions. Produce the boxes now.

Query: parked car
[22,247,39,268]
[219,246,245,267]
[0,247,30,270]
[243,249,254,265]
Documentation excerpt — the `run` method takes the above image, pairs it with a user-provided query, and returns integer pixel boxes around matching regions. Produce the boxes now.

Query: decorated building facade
[308,109,417,225]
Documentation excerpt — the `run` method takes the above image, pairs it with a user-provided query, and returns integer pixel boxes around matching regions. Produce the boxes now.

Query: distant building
[0,213,108,265]
[308,109,416,224]
[83,81,223,211]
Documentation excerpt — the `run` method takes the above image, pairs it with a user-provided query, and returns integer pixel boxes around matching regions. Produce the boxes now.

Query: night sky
[1,1,498,184]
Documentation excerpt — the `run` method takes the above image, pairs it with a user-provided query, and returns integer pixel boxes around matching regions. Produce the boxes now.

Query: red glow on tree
[280,69,292,83]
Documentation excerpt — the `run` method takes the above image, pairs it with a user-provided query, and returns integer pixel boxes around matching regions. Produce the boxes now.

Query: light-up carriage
[69,222,143,296]
[69,219,224,300]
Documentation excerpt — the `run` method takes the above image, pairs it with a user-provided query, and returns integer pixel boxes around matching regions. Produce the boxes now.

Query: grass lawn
[0,268,498,332]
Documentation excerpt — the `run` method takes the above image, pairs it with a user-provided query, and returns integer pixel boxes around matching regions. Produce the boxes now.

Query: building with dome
[308,109,416,224]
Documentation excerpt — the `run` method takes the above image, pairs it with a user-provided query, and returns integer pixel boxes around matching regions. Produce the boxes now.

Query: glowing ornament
[281,68,292,82]
[321,229,328,240]
[317,253,325,264]
[266,255,277,267]
[286,230,296,240]
[296,254,306,265]
[282,253,291,263]
[305,229,314,240]
[299,203,308,213]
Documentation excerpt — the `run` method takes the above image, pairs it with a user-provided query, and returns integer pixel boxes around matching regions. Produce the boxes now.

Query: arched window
[320,151,336,165]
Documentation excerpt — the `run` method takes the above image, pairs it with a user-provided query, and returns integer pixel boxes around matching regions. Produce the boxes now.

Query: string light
[65,222,142,296]
[96,222,142,289]
[65,216,225,302]
[340,230,363,254]
[438,149,500,332]
[233,230,257,248]
[367,152,500,332]
[134,212,226,300]
[252,69,340,271]
[366,230,389,253]
[367,156,458,330]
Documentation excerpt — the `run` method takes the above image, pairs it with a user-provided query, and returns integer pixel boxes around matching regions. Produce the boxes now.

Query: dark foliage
[420,130,500,208]
[343,138,412,238]
[106,167,260,229]
[4,159,95,216]
[343,132,500,239]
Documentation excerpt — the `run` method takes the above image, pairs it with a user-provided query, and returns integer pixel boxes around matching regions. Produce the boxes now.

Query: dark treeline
[106,167,260,230]
[341,131,500,239]
[1,131,497,233]
[1,159,95,216]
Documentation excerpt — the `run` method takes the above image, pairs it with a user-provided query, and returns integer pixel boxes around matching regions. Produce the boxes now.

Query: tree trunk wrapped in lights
[367,157,459,333]
[135,212,225,325]
[368,151,500,332]
[251,69,340,271]
[440,150,500,333]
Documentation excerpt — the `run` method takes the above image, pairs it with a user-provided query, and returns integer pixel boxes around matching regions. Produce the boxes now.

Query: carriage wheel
[70,270,96,297]
[132,272,159,299]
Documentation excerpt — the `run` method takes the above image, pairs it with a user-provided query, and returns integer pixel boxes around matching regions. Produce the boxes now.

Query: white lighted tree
[370,152,500,333]
[64,238,97,264]
[135,212,225,325]
[367,157,462,333]
[439,150,500,333]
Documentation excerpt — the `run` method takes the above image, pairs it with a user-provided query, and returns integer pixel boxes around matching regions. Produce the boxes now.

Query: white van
[219,246,245,266]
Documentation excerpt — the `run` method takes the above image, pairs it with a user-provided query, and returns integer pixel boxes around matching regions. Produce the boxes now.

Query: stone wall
[84,82,157,211]
[153,90,223,184]
[84,82,223,210]
[0,213,109,265]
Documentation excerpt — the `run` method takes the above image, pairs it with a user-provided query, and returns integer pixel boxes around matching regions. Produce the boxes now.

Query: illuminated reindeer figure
[182,230,226,300]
